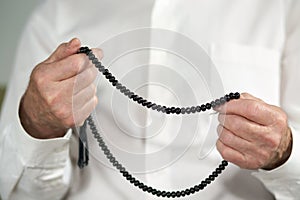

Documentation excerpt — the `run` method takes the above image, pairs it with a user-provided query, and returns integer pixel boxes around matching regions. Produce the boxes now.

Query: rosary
[77,47,240,198]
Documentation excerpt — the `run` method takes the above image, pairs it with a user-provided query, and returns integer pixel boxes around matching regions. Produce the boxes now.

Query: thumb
[45,38,81,63]
[240,92,264,102]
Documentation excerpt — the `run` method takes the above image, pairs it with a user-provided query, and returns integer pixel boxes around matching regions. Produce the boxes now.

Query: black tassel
[77,120,89,169]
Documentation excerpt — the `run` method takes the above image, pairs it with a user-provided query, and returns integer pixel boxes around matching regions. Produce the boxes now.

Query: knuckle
[31,66,47,87]
[53,105,72,120]
[247,101,261,118]
[44,93,56,106]
[262,134,281,150]
[46,88,67,107]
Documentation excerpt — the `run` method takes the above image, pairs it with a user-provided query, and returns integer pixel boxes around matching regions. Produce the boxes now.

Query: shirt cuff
[252,125,300,199]
[12,114,72,166]
[0,112,72,199]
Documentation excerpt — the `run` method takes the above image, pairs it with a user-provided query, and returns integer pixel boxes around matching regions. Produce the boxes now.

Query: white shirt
[1,0,300,199]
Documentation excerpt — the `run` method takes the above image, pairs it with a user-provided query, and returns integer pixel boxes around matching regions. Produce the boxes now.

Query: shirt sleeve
[252,1,300,199]
[0,1,72,199]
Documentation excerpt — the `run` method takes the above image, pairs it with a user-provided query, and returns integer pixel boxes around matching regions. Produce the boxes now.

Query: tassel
[77,120,89,168]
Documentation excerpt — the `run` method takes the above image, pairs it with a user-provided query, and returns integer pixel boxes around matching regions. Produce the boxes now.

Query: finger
[49,48,103,81]
[216,140,247,168]
[45,54,90,81]
[216,98,276,125]
[72,84,97,111]
[71,66,98,95]
[218,113,268,142]
[217,125,252,153]
[45,38,81,63]
[73,96,98,126]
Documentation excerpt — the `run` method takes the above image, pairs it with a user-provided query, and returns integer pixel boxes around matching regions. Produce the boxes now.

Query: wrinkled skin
[19,38,102,139]
[216,93,292,170]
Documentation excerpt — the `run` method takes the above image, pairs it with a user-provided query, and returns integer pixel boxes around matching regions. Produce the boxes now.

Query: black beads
[200,104,206,111]
[77,46,91,54]
[77,47,240,198]
[234,92,240,99]
[220,97,226,104]
[205,103,211,110]
[175,107,181,114]
[86,115,230,198]
[225,94,230,102]
[78,47,240,116]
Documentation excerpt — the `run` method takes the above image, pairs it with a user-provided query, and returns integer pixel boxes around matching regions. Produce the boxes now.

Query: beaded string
[78,47,240,198]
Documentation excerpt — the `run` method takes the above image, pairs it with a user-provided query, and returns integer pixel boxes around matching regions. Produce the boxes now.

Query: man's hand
[216,93,293,170]
[19,38,102,139]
